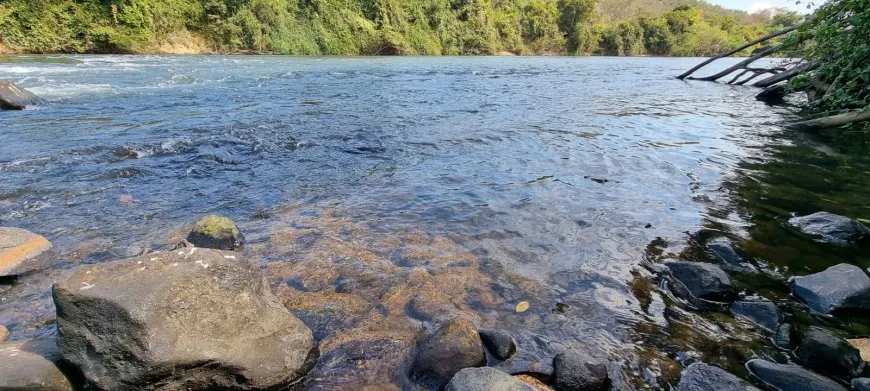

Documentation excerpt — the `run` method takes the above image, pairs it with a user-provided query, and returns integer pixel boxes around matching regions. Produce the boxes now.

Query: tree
[556,0,597,54]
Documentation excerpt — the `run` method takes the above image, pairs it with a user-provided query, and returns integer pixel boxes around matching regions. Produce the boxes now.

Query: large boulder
[479,329,517,361]
[795,326,865,379]
[0,80,40,110]
[445,367,534,391]
[186,215,245,251]
[0,227,52,276]
[0,339,75,391]
[677,363,754,391]
[745,359,847,391]
[791,263,870,315]
[409,316,486,390]
[730,301,780,332]
[788,212,870,245]
[552,349,610,391]
[53,248,318,391]
[663,261,737,304]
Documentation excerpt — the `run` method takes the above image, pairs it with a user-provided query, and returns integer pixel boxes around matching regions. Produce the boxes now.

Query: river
[1,55,868,389]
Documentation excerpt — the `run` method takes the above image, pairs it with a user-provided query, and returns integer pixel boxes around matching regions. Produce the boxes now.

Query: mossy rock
[186,215,245,251]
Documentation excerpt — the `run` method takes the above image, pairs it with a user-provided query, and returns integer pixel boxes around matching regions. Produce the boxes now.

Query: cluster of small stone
[654,211,870,391]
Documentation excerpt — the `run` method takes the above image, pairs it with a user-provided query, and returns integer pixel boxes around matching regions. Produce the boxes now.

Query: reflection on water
[1,55,868,389]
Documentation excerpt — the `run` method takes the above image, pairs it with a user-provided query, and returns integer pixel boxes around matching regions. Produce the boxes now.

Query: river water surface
[2,56,869,390]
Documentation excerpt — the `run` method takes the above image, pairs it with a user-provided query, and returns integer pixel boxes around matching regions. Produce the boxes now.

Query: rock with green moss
[186,215,245,251]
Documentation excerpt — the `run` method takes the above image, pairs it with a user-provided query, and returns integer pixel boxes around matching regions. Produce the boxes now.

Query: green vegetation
[789,0,869,130]
[0,0,801,56]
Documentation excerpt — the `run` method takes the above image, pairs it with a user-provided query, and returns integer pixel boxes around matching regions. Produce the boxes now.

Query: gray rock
[791,263,870,315]
[494,360,554,376]
[479,329,517,361]
[664,261,737,304]
[53,249,317,391]
[0,227,53,276]
[746,359,847,391]
[707,238,750,271]
[409,316,486,390]
[0,339,74,391]
[774,323,794,350]
[553,349,610,391]
[0,80,40,110]
[789,212,870,245]
[186,215,245,251]
[731,301,780,331]
[445,367,533,391]
[852,378,870,391]
[795,326,865,379]
[677,363,753,391]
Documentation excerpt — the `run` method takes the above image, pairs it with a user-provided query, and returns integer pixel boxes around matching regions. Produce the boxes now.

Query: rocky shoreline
[1,210,869,390]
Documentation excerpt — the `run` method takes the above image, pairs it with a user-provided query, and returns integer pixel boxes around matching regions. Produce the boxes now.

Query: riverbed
[2,55,869,389]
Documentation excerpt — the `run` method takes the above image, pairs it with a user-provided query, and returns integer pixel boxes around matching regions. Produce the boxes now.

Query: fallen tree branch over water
[786,110,870,131]
[676,21,808,80]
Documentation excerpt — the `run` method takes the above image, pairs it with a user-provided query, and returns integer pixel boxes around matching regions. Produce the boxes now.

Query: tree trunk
[786,110,870,131]
[676,21,808,80]
[689,45,782,82]
[753,62,818,88]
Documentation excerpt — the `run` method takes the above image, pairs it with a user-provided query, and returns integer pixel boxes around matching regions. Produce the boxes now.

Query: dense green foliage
[0,0,793,56]
[790,0,869,127]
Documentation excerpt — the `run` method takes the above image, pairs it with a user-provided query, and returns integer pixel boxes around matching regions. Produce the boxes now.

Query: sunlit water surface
[3,55,867,390]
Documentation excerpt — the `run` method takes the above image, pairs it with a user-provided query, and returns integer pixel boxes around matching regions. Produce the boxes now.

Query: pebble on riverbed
[186,215,245,251]
[446,367,534,391]
[479,329,517,361]
[663,261,737,305]
[409,316,486,390]
[552,349,610,391]
[676,363,756,391]
[730,300,780,332]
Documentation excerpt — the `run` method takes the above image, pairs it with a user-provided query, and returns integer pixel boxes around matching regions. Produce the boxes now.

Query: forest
[0,0,802,56]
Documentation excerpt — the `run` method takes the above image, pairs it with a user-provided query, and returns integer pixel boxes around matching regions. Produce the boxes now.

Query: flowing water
[1,55,869,390]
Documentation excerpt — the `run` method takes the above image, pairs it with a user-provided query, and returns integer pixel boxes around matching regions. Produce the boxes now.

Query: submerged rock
[0,227,52,276]
[552,349,610,391]
[664,261,737,304]
[788,212,870,245]
[494,360,554,377]
[409,316,486,390]
[795,326,865,379]
[746,359,847,391]
[730,301,780,331]
[677,363,754,391]
[774,323,795,350]
[0,339,75,391]
[0,80,40,110]
[707,238,750,271]
[852,378,870,391]
[445,367,534,391]
[479,329,517,361]
[53,249,318,391]
[791,263,870,315]
[186,215,245,250]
